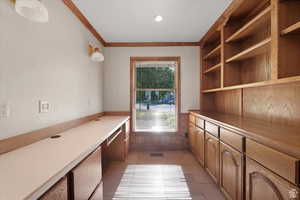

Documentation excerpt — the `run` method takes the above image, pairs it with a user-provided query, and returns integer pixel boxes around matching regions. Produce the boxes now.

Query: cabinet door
[40,177,68,200]
[72,147,102,200]
[188,123,196,153]
[195,127,205,166]
[246,158,300,200]
[205,133,219,183]
[220,142,243,200]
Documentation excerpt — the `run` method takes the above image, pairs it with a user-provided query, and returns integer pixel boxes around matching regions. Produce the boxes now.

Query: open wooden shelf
[281,21,300,35]
[203,45,221,59]
[203,63,221,74]
[226,6,271,43]
[226,38,271,63]
[202,75,300,93]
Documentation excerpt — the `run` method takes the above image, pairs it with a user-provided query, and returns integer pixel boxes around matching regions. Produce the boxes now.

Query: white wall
[0,0,104,139]
[103,46,200,113]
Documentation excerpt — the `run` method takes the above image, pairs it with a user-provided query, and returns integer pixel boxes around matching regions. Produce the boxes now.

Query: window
[130,57,180,133]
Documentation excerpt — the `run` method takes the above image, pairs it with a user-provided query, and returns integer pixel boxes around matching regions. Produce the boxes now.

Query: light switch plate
[0,104,10,119]
[39,101,50,113]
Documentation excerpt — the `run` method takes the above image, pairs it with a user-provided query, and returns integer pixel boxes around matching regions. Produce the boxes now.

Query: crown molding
[199,0,244,45]
[105,42,200,47]
[63,0,107,46]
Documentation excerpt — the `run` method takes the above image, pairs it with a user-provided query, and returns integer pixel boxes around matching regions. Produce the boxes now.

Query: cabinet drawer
[189,114,196,124]
[72,147,102,200]
[205,121,219,137]
[220,128,244,152]
[246,139,299,185]
[40,177,68,200]
[195,117,205,129]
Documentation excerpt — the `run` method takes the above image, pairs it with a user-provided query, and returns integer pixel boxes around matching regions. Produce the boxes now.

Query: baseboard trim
[104,111,130,116]
[0,112,104,154]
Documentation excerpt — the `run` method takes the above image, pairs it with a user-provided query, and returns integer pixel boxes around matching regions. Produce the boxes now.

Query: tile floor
[103,150,225,200]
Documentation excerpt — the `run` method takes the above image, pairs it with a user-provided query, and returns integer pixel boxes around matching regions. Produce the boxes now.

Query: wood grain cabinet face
[189,114,196,124]
[246,158,300,200]
[246,139,299,185]
[205,133,220,183]
[205,121,219,138]
[195,127,205,166]
[188,123,196,153]
[196,117,205,129]
[220,142,243,200]
[220,128,244,152]
[72,147,102,200]
[40,177,68,200]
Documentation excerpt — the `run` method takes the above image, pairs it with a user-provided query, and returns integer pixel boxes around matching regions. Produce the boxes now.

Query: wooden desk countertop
[0,116,129,200]
[190,111,300,159]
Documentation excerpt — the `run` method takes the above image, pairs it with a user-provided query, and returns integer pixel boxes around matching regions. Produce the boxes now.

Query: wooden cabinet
[195,117,205,129]
[39,177,68,200]
[246,139,299,185]
[189,114,196,124]
[104,128,128,161]
[205,121,219,138]
[72,147,102,200]
[205,133,219,183]
[188,123,196,153]
[220,128,244,152]
[246,158,299,200]
[195,127,205,166]
[220,142,243,200]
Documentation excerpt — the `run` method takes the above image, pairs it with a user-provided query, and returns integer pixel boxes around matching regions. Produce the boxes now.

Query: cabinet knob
[289,189,298,200]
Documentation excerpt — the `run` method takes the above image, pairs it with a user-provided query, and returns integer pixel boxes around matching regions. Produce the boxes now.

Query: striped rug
[112,164,192,200]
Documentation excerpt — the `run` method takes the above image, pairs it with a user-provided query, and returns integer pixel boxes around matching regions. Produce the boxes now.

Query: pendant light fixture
[14,0,49,23]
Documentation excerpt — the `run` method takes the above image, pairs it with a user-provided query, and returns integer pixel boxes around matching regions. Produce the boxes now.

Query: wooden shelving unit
[226,38,271,63]
[198,1,300,199]
[221,0,271,87]
[281,21,300,35]
[201,30,221,90]
[202,75,300,93]
[203,45,221,60]
[200,0,300,114]
[277,0,300,78]
[203,63,221,74]
[226,6,271,43]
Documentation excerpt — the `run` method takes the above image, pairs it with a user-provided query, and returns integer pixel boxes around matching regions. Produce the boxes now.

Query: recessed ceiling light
[154,15,163,22]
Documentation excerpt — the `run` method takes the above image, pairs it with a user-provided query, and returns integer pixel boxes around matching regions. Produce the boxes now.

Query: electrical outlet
[39,101,50,113]
[0,104,10,119]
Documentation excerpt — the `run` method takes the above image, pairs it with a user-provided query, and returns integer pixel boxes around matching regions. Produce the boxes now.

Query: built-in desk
[0,116,129,200]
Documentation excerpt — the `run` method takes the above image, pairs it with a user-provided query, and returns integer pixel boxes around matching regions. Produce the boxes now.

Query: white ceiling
[73,0,232,43]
